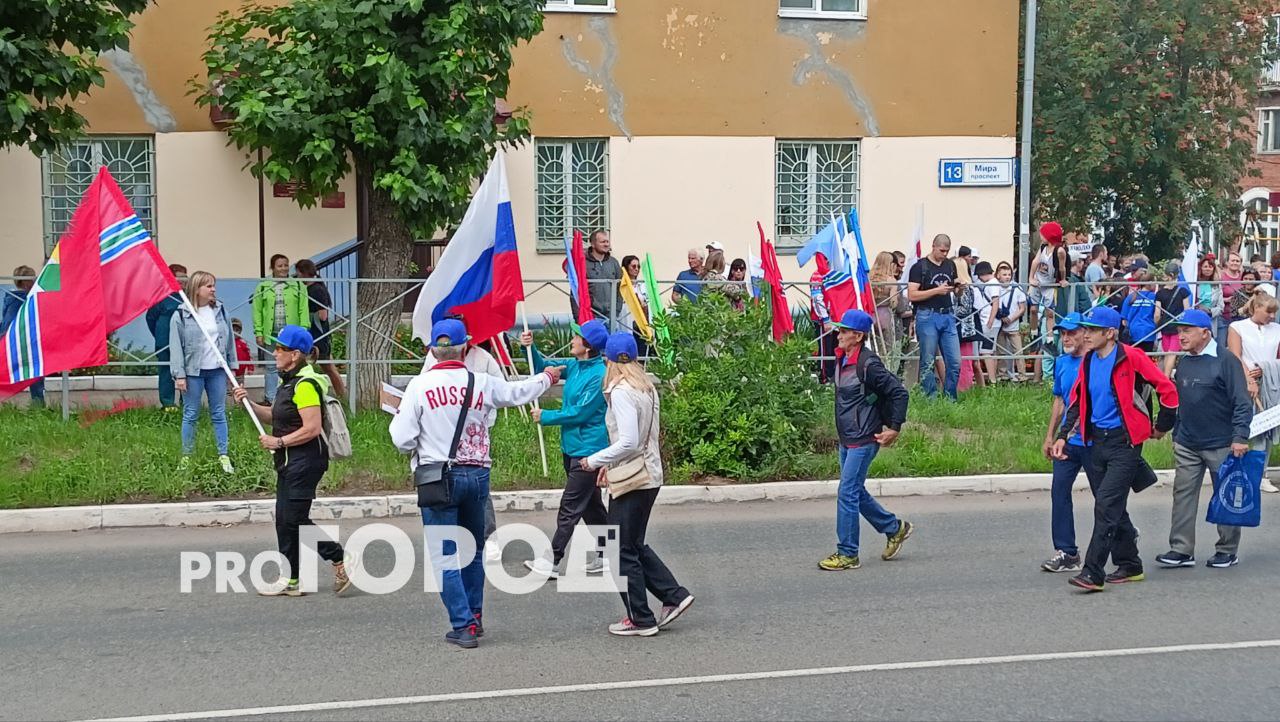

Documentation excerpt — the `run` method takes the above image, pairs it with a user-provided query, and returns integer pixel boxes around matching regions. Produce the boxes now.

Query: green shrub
[652,294,827,479]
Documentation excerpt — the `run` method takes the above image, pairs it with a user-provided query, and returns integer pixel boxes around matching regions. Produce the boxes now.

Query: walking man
[1052,306,1178,592]
[818,309,914,571]
[1040,312,1097,573]
[907,234,961,400]
[390,318,561,648]
[1155,309,1253,570]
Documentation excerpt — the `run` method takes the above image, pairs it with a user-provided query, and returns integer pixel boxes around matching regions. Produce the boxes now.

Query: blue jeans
[263,353,279,404]
[28,378,45,407]
[915,309,960,399]
[836,444,901,557]
[420,465,489,631]
[1051,442,1097,556]
[181,368,229,455]
[157,348,175,407]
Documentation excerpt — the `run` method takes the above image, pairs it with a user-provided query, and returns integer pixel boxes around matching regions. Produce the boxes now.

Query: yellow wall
[0,148,45,271]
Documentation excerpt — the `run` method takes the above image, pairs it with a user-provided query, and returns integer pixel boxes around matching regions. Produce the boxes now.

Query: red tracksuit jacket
[1059,343,1178,445]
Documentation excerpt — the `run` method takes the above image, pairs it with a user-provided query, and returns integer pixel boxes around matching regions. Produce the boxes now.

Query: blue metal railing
[313,237,360,317]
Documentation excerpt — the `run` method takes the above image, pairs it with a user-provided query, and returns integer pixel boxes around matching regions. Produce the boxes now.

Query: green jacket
[252,278,310,342]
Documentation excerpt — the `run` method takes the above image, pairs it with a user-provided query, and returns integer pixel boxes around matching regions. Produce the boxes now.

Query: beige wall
[0,148,47,270]
[153,133,356,278]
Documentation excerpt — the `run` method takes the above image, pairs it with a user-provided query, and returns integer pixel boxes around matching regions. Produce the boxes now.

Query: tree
[1032,0,1280,258]
[0,0,150,155]
[195,0,543,406]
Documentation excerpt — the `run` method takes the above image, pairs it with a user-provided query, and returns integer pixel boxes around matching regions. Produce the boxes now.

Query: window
[1260,108,1280,152]
[42,136,155,254]
[779,0,865,20]
[1268,16,1280,85]
[544,0,615,12]
[775,140,859,248]
[535,139,609,251]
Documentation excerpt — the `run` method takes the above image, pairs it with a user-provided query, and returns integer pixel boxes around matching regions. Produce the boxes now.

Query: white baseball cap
[706,241,725,252]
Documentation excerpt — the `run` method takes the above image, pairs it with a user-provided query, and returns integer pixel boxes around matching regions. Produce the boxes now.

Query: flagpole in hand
[518,301,550,477]
[177,290,266,436]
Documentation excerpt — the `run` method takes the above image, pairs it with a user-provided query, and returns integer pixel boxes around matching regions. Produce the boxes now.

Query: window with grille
[775,140,859,249]
[779,0,865,20]
[42,136,155,255]
[535,139,609,251]
[1261,108,1280,152]
[544,0,615,11]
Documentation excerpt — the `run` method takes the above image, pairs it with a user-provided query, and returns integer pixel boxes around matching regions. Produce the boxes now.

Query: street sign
[939,158,1015,187]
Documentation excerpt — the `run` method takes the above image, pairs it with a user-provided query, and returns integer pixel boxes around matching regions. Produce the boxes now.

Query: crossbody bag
[413,371,475,509]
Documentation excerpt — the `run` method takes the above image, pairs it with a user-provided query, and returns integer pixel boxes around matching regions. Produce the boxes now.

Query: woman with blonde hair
[582,333,693,636]
[869,251,898,347]
[170,271,238,472]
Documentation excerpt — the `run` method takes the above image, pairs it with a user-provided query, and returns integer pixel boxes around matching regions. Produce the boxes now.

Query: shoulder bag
[604,388,658,499]
[414,371,475,509]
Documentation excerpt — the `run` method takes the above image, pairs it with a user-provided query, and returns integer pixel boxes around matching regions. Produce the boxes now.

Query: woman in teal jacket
[520,319,611,578]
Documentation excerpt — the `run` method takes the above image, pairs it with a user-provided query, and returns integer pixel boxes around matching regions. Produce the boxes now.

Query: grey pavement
[4,490,1280,721]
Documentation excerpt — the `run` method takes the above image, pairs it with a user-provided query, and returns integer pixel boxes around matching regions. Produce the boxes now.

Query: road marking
[85,638,1280,722]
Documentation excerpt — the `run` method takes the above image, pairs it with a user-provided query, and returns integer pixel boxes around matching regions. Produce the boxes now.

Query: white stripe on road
[84,638,1280,722]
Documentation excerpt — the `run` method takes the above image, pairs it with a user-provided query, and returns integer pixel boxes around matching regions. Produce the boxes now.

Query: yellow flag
[619,271,653,342]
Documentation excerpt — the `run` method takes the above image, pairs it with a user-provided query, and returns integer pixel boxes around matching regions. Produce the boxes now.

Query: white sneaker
[1262,479,1280,494]
[583,554,609,574]
[218,455,234,474]
[523,557,560,579]
[485,541,503,564]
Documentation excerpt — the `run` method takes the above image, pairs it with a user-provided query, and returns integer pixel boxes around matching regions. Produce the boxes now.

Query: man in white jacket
[391,319,561,649]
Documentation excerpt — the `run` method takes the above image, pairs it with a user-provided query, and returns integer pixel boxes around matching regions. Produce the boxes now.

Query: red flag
[565,229,594,324]
[758,222,793,342]
[94,168,180,332]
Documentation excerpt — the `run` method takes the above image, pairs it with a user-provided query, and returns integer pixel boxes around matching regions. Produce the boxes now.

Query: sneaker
[473,614,485,638]
[485,541,503,564]
[1104,569,1145,584]
[333,555,357,595]
[659,595,695,629]
[608,617,659,637]
[1262,479,1280,494]
[218,455,235,474]
[818,553,861,571]
[1068,574,1104,592]
[523,557,560,579]
[583,555,609,574]
[258,581,303,597]
[1041,550,1082,573]
[445,624,479,649]
[1155,551,1196,568]
[1206,553,1239,569]
[178,456,191,471]
[882,520,914,560]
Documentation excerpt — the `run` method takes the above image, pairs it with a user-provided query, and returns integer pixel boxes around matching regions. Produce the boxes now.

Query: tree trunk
[354,169,415,409]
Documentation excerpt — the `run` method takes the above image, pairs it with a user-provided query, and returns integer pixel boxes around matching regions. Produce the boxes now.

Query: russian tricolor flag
[412,153,524,345]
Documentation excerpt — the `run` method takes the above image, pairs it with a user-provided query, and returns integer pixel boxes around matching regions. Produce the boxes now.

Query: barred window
[535,139,609,251]
[42,136,155,255]
[775,140,859,249]
[779,0,865,20]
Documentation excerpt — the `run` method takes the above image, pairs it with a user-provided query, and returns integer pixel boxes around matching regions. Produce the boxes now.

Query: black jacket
[834,346,909,447]
[1172,346,1253,450]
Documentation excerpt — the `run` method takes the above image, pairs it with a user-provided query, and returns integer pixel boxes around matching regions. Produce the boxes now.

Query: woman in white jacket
[583,333,694,637]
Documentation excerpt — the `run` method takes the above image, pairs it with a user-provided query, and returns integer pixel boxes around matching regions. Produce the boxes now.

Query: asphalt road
[4,490,1280,721]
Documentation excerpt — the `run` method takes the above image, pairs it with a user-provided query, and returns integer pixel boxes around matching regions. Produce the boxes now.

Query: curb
[0,469,1180,534]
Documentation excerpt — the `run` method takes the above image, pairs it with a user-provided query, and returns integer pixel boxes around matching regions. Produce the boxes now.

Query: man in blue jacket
[519,319,611,578]
[144,263,187,409]
[819,309,913,571]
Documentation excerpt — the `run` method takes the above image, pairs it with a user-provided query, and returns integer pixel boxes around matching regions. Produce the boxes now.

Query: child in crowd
[1120,270,1158,353]
[231,318,254,387]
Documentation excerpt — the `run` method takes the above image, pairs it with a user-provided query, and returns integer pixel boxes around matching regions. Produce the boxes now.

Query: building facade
[0,0,1019,317]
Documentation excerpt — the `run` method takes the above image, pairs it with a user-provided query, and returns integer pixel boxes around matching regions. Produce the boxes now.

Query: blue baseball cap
[1057,312,1085,332]
[1081,306,1122,330]
[572,319,610,351]
[832,309,874,333]
[1172,309,1213,329]
[429,318,469,348]
[275,325,314,354]
[604,332,639,363]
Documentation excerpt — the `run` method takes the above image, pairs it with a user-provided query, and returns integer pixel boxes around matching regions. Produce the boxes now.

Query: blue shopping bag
[1207,451,1266,528]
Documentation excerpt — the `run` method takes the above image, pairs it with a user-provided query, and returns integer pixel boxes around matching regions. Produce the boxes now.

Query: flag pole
[518,301,550,477]
[177,290,266,436]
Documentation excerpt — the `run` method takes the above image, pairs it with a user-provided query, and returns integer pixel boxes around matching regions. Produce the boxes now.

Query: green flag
[642,254,673,365]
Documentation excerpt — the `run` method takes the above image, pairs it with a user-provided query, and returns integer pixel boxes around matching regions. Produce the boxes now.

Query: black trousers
[1082,428,1143,582]
[275,463,343,579]
[607,486,690,628]
[551,454,609,565]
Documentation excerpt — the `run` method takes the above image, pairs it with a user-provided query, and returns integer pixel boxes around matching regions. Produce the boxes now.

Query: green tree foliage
[0,0,150,155]
[651,294,829,480]
[1033,0,1280,257]
[195,0,543,405]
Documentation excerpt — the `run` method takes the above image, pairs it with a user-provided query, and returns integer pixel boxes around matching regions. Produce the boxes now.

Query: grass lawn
[0,384,1262,509]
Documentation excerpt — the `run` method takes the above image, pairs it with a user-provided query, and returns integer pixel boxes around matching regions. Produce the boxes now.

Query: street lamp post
[1017,0,1038,285]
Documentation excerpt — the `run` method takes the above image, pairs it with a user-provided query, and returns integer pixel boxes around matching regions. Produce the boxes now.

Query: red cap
[1040,221,1064,246]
